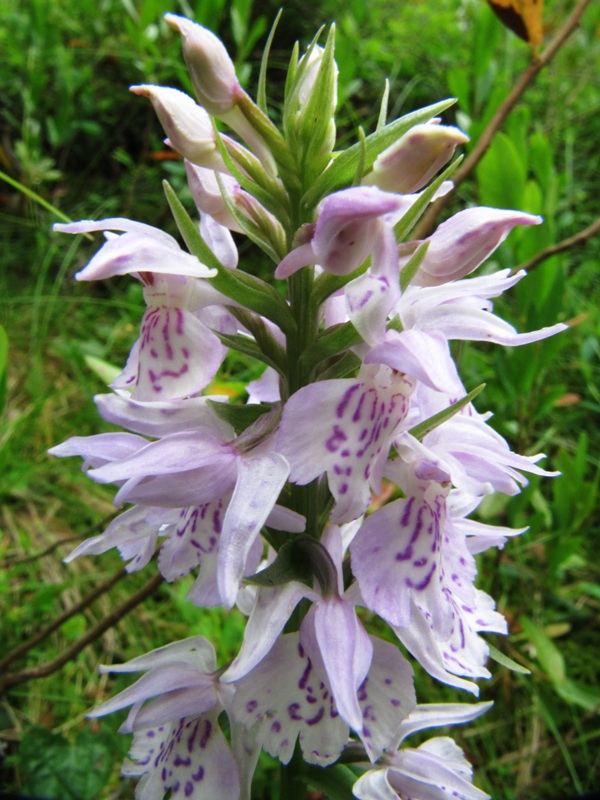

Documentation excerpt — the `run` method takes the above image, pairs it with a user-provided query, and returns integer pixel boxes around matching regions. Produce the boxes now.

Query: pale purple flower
[353,702,493,800]
[51,399,296,607]
[278,364,415,523]
[229,632,416,766]
[275,187,404,279]
[53,217,231,400]
[407,207,542,287]
[88,637,241,800]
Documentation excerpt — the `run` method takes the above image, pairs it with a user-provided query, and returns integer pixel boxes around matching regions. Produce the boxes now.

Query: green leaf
[244,538,312,587]
[316,351,362,381]
[476,132,526,209]
[409,384,485,440]
[207,400,272,435]
[488,643,531,675]
[257,10,283,112]
[163,181,296,336]
[519,615,566,683]
[229,306,287,372]
[555,678,600,712]
[0,324,8,416]
[299,763,359,800]
[215,171,286,262]
[213,330,285,374]
[18,725,116,800]
[400,240,430,292]
[302,98,456,210]
[299,321,363,375]
[83,354,121,384]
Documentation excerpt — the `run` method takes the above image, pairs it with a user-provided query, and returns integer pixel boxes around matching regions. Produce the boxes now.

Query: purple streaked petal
[122,713,240,800]
[278,366,414,524]
[158,499,225,582]
[305,600,373,733]
[230,634,348,767]
[126,686,219,731]
[345,272,394,347]
[357,637,416,762]
[132,305,225,400]
[64,505,178,572]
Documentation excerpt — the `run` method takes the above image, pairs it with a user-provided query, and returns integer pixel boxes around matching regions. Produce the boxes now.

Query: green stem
[279,743,306,800]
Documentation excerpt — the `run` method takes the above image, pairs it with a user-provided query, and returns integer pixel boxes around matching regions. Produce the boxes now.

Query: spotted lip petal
[277,365,415,524]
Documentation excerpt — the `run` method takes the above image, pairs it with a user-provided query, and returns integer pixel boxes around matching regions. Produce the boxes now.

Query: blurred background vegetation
[0,0,599,798]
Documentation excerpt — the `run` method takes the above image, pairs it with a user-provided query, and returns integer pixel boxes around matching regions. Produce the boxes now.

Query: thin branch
[1,512,119,567]
[0,573,163,694]
[511,217,600,274]
[0,566,127,672]
[412,0,593,240]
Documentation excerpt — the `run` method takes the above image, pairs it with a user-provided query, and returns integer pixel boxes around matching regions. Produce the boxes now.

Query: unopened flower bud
[185,161,284,252]
[407,207,542,286]
[363,123,469,194]
[165,14,242,117]
[130,85,226,171]
[185,161,242,231]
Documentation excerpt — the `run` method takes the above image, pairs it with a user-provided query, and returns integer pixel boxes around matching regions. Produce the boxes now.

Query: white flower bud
[130,85,226,171]
[165,14,242,116]
[364,123,469,194]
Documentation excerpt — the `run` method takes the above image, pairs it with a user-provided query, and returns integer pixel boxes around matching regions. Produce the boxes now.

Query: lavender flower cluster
[51,14,566,800]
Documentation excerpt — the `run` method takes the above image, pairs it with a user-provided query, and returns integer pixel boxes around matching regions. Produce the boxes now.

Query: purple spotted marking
[185,780,194,797]
[192,765,205,782]
[306,707,325,726]
[406,562,437,591]
[325,425,347,453]
[199,719,212,749]
[336,383,361,418]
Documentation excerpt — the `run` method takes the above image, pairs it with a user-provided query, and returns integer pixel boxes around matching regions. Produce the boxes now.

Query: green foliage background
[1,0,599,798]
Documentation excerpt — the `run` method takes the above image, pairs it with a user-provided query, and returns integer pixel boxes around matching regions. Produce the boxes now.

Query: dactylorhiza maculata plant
[50,14,567,800]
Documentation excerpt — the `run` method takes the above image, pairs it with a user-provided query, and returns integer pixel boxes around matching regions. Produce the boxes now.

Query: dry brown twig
[512,217,600,274]
[412,0,594,241]
[0,566,127,673]
[0,572,163,695]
